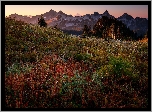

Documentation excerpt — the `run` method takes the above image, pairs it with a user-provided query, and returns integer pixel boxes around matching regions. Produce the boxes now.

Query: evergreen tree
[38,15,47,27]
[82,25,91,37]
[81,15,137,40]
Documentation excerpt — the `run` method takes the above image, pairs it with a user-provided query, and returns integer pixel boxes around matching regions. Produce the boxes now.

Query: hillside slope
[5,17,148,108]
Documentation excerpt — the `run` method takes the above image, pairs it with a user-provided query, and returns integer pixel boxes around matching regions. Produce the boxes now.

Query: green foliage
[74,53,91,62]
[6,62,33,76]
[5,17,148,108]
[5,17,64,70]
[98,56,139,80]
[59,73,87,96]
[91,72,103,87]
[108,56,132,77]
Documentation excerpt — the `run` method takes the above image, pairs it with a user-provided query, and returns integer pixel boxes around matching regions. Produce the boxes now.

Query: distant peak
[135,17,140,19]
[105,10,108,12]
[118,13,134,19]
[49,9,53,11]
[103,10,110,15]
[58,10,63,13]
[122,13,129,16]
[94,12,99,16]
[123,13,133,18]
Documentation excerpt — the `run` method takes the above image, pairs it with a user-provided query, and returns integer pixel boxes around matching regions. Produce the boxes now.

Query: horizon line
[6,10,148,19]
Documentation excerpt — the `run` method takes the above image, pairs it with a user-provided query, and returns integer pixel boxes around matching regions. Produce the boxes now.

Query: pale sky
[5,5,148,18]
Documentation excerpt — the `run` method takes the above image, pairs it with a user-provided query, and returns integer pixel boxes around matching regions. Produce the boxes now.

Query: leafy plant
[6,62,33,76]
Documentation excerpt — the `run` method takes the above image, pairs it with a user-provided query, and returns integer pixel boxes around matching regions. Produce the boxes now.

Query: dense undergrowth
[5,17,148,108]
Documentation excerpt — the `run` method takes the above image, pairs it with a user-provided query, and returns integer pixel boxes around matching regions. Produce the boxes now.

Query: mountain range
[8,9,148,36]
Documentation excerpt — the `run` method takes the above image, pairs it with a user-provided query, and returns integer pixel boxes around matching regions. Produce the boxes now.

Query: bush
[74,53,91,62]
[98,56,137,80]
[6,62,33,76]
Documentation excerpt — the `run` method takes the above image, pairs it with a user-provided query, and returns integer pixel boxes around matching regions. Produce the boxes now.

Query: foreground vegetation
[5,17,148,108]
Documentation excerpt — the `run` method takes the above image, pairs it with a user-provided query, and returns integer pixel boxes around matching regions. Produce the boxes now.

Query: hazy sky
[5,5,148,18]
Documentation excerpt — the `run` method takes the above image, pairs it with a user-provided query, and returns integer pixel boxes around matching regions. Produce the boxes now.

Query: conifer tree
[82,25,91,37]
[38,15,47,27]
[81,15,137,40]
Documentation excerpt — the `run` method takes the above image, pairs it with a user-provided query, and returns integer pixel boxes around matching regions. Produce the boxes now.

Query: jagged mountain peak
[7,9,147,37]
[49,9,56,13]
[49,9,53,12]
[102,10,115,19]
[58,10,64,14]
[118,13,134,20]
[122,13,129,16]
[102,10,110,16]
[57,10,68,17]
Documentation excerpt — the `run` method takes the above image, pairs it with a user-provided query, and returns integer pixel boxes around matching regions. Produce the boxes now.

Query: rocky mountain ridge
[8,9,148,36]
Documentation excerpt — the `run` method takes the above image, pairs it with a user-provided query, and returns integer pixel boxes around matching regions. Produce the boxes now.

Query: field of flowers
[5,17,148,108]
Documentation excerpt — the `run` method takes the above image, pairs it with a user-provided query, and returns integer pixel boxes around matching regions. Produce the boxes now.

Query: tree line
[82,16,145,41]
[37,15,147,40]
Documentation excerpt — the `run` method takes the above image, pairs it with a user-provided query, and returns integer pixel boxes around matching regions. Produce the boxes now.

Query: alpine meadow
[5,13,148,108]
